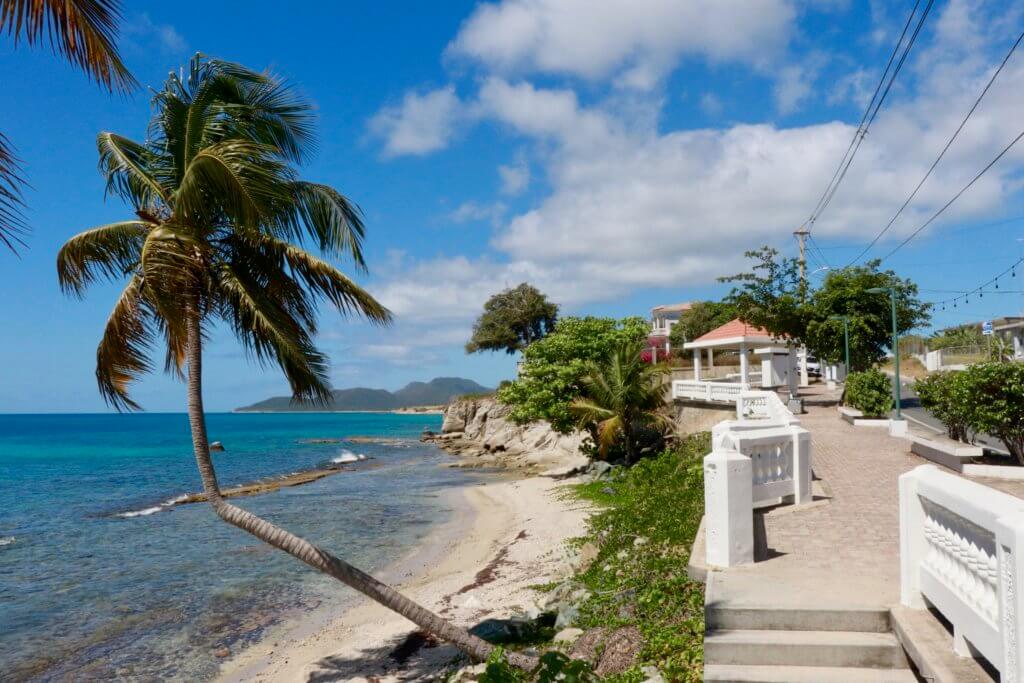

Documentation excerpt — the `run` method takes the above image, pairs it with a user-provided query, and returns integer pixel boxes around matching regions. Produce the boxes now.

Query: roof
[683,318,779,350]
[651,302,693,314]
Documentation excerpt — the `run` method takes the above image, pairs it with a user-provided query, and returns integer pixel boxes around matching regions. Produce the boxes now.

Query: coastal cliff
[426,397,589,476]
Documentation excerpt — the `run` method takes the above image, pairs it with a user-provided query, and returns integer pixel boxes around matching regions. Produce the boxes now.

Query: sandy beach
[217,475,590,682]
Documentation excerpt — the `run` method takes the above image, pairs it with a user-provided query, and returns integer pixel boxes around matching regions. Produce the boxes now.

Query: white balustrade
[704,390,812,568]
[900,465,1024,679]
[672,379,747,403]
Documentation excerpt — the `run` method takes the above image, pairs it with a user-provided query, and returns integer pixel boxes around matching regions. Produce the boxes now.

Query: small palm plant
[58,55,530,669]
[570,339,673,464]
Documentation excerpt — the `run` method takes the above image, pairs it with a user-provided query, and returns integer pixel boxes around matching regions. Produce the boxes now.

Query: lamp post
[828,315,850,379]
[866,287,901,419]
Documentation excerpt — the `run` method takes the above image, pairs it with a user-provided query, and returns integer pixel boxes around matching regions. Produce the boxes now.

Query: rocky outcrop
[425,397,589,476]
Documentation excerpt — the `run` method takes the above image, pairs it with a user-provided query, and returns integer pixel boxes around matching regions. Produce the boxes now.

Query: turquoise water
[0,412,471,681]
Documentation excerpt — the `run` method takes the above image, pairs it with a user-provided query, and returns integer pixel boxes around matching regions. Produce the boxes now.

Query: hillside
[236,377,491,412]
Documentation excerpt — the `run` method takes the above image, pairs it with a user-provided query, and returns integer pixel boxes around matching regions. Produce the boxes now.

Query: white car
[803,355,822,377]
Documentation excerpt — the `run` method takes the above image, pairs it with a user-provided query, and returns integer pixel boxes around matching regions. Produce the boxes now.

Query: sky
[2,0,1024,412]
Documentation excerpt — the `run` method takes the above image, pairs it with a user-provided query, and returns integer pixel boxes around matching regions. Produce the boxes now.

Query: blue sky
[2,0,1024,412]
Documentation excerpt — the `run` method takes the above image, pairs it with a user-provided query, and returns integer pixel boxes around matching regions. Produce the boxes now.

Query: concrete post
[792,428,812,504]
[787,347,799,396]
[996,511,1024,682]
[799,346,809,387]
[704,449,754,567]
[899,467,929,609]
[693,349,702,381]
[708,347,715,370]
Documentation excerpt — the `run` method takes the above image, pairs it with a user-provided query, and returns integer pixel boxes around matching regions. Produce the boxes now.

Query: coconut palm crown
[58,54,390,409]
[570,339,673,464]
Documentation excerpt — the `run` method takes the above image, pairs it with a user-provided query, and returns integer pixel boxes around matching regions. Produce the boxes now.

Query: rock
[209,441,225,452]
[448,662,487,683]
[589,460,614,479]
[213,646,231,658]
[469,617,541,644]
[553,627,584,644]
[569,627,608,662]
[633,536,648,547]
[576,542,600,572]
[616,549,629,560]
[641,665,665,683]
[554,604,579,629]
[600,486,616,495]
[593,626,644,676]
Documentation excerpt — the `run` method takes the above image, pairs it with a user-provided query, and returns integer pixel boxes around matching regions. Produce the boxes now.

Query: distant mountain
[237,377,491,412]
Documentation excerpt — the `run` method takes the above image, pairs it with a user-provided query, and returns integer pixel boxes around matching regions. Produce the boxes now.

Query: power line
[807,0,935,232]
[848,28,1024,266]
[879,129,1024,262]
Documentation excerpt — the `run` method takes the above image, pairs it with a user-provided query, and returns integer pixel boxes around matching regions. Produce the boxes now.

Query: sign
[982,320,994,336]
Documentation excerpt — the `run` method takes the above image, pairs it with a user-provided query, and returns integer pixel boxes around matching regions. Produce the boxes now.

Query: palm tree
[570,339,673,464]
[57,55,533,671]
[1,0,136,251]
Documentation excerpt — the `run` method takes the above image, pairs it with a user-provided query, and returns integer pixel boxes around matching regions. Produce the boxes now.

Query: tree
[57,56,533,671]
[928,324,983,351]
[667,300,737,349]
[465,283,558,354]
[1,0,136,251]
[569,339,673,464]
[720,246,808,342]
[498,316,649,433]
[804,262,930,370]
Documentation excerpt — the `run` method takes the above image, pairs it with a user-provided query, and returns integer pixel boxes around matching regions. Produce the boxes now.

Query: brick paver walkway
[708,388,1024,611]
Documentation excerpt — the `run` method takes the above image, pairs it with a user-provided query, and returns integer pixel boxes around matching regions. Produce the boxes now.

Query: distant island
[236,377,492,412]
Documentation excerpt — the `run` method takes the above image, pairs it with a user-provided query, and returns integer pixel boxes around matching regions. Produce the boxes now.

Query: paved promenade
[708,390,1024,612]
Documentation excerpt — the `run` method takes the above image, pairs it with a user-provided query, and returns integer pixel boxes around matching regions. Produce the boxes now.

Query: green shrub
[914,372,972,442]
[844,369,894,418]
[958,363,1024,464]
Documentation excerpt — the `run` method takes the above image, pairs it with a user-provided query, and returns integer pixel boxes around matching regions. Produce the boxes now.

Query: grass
[880,356,929,380]
[476,433,710,682]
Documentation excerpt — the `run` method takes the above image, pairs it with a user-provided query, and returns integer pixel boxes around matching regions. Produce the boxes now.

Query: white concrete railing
[900,464,1024,680]
[703,390,812,568]
[672,379,747,404]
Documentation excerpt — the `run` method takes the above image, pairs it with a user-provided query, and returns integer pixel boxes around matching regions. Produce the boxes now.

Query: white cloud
[368,86,464,157]
[447,0,797,89]
[449,200,507,225]
[699,93,724,117]
[124,14,187,54]
[498,155,530,195]
[773,65,814,115]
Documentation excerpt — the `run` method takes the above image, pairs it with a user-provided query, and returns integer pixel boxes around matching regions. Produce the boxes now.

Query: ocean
[0,412,474,681]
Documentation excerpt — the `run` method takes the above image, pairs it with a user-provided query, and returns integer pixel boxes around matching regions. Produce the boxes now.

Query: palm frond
[0,132,27,252]
[176,140,293,228]
[251,234,390,324]
[215,262,331,403]
[285,182,366,267]
[96,275,153,411]
[97,133,169,207]
[0,0,136,92]
[57,219,149,295]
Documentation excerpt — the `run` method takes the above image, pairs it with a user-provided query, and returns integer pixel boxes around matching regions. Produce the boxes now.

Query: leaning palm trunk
[184,316,535,670]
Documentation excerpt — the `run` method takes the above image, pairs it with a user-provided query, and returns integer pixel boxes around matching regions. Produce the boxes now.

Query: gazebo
[674,319,797,402]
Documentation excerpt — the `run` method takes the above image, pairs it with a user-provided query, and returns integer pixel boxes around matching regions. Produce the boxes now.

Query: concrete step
[705,629,910,669]
[705,664,919,682]
[706,605,891,633]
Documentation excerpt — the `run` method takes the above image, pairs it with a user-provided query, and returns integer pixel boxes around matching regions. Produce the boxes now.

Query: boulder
[553,627,584,645]
[209,441,225,452]
[469,617,540,645]
[554,604,580,629]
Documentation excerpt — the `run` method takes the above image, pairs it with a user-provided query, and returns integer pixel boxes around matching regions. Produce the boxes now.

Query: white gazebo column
[739,343,749,389]
[693,349,702,381]
[708,347,715,370]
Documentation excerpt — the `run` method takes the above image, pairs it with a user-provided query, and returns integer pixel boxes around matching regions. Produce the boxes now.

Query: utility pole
[794,226,810,388]
[794,225,809,295]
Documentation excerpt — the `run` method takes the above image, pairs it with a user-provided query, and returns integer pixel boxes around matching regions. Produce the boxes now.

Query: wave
[115,493,190,519]
[331,449,367,464]
[0,536,14,546]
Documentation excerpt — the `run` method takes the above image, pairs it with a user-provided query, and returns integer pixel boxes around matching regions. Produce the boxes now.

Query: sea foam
[0,536,16,546]
[331,449,367,464]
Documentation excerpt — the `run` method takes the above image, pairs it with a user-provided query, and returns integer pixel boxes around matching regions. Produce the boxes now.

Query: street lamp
[866,287,901,419]
[828,315,850,378]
